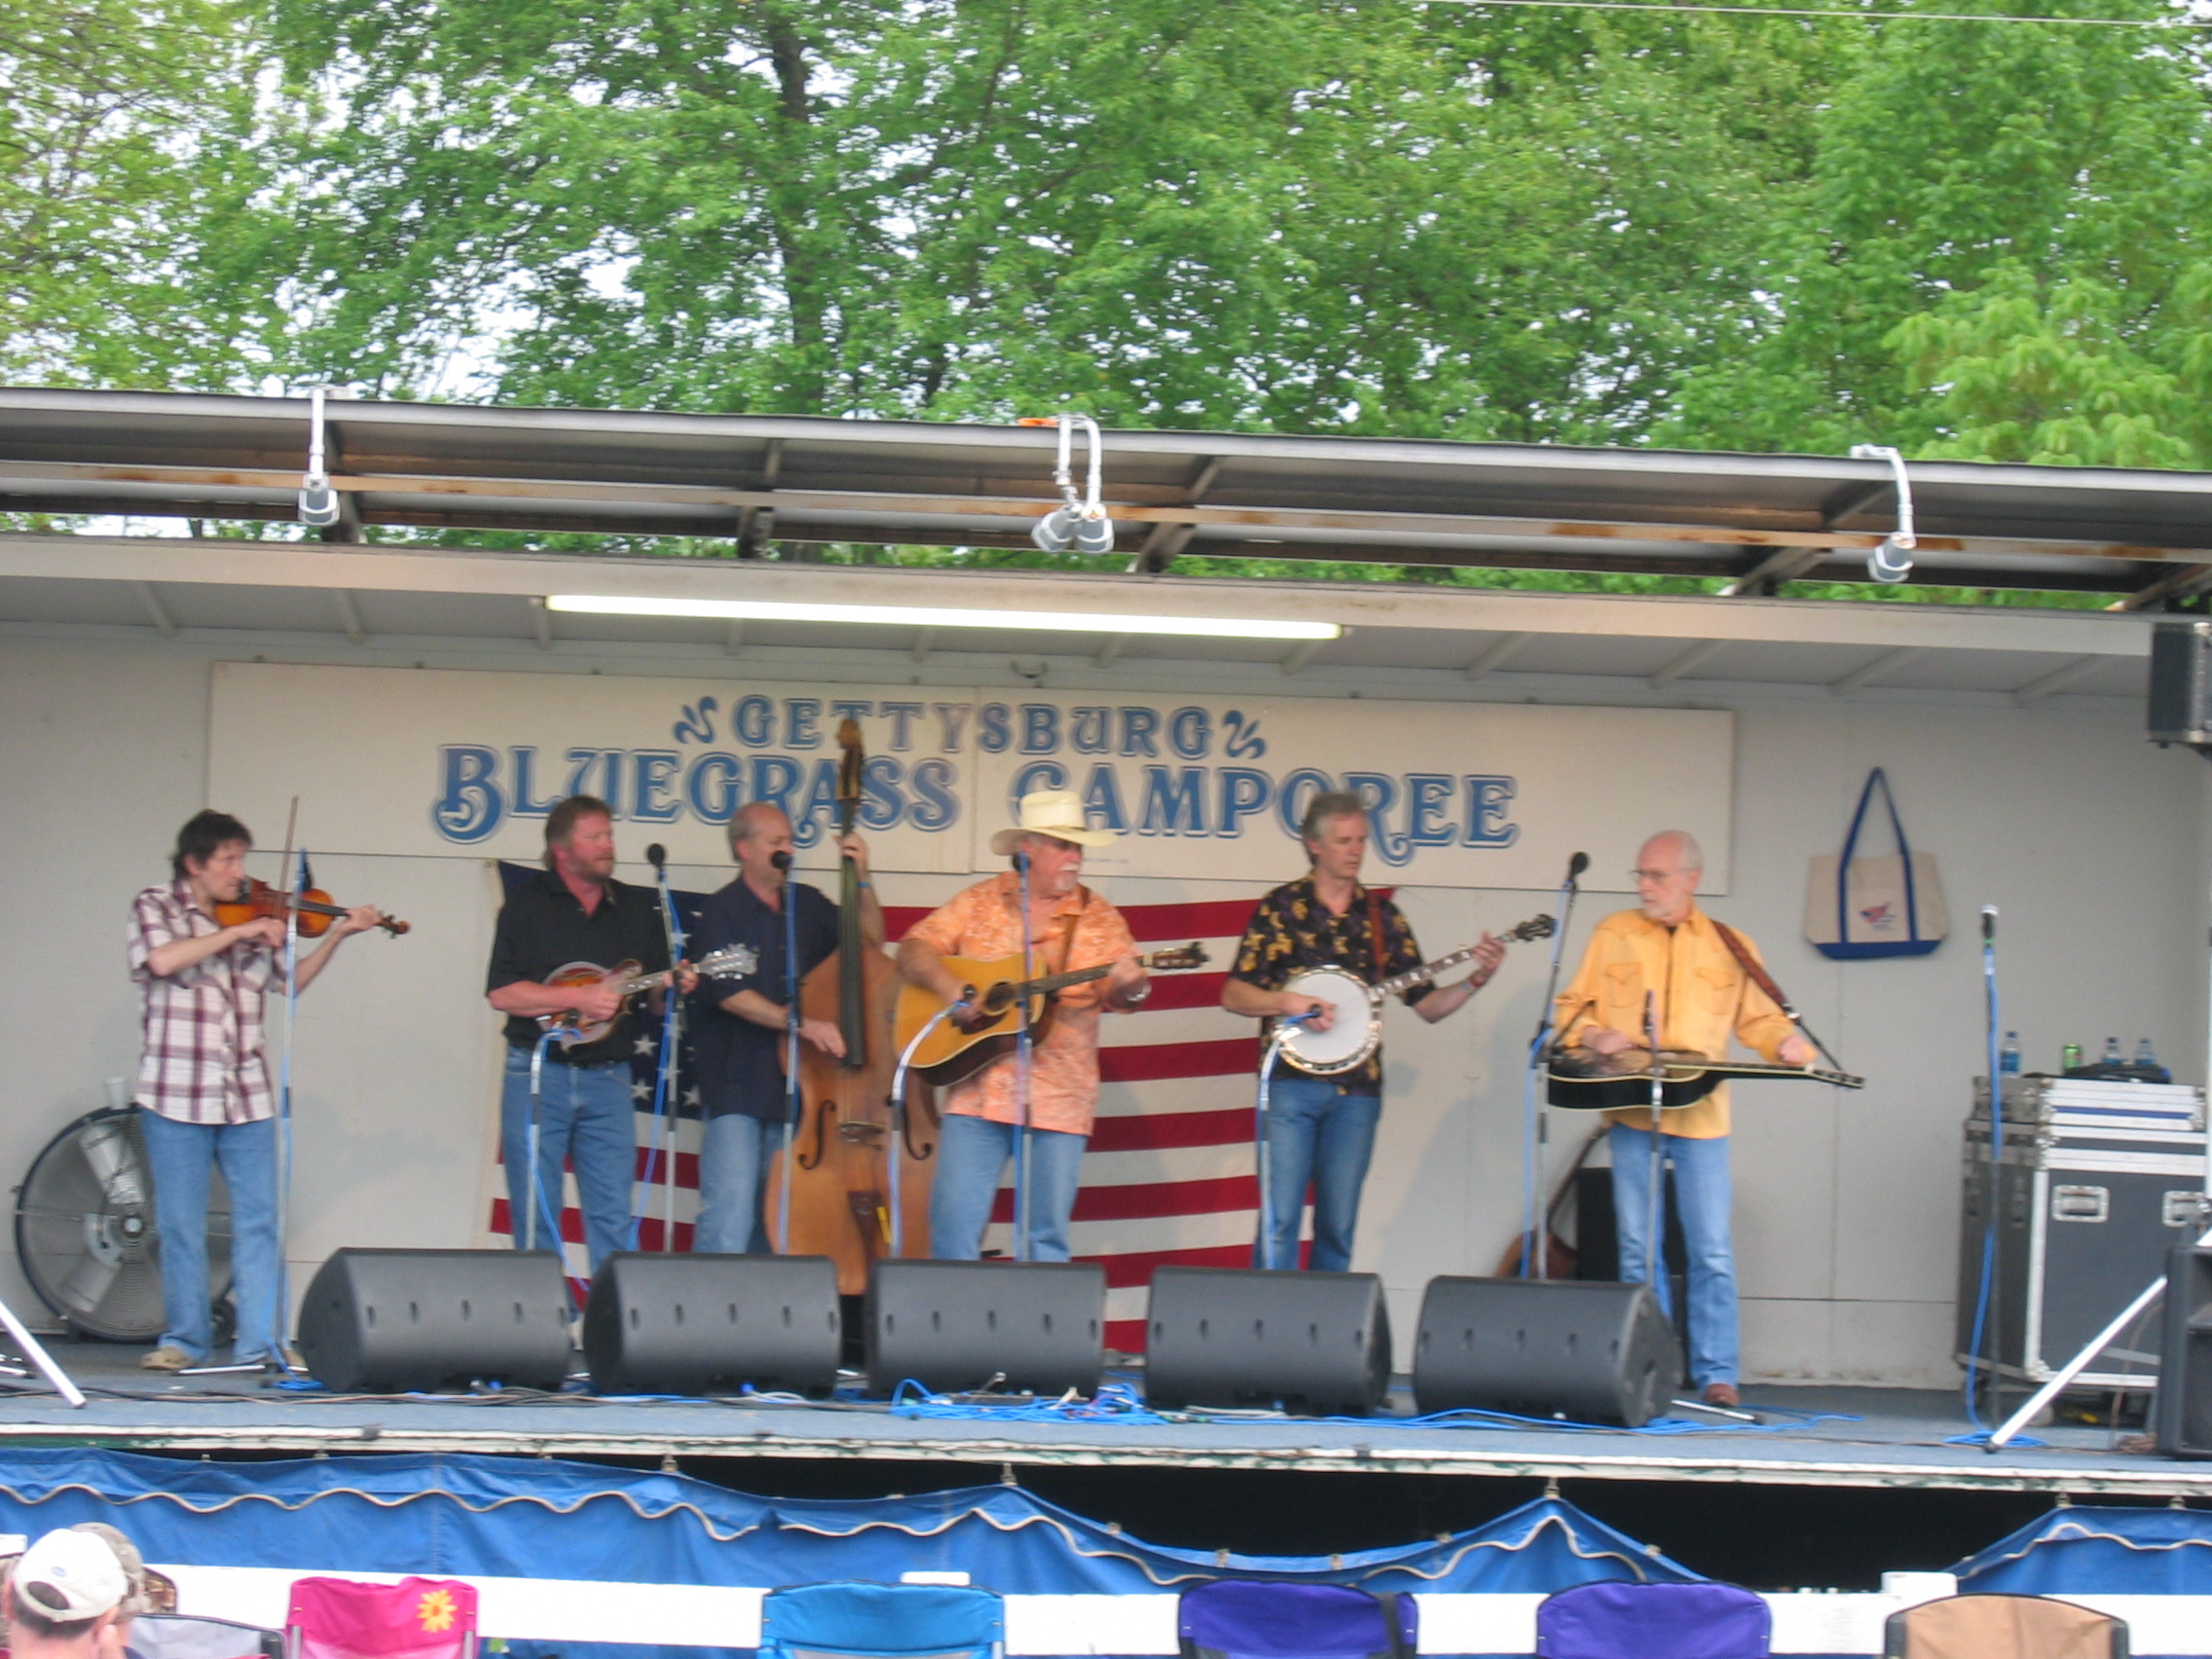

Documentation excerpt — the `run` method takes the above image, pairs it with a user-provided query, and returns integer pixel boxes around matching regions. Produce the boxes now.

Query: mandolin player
[1222,791,1503,1273]
[1553,829,1813,1411]
[485,794,696,1272]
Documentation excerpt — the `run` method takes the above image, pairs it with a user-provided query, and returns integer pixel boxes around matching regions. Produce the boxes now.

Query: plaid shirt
[128,881,284,1125]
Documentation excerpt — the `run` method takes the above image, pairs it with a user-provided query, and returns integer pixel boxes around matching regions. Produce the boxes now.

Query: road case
[1957,1076,2207,1389]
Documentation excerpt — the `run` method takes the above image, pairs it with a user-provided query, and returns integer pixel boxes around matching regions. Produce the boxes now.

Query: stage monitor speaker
[2149,621,2212,748]
[1144,1266,1390,1416]
[582,1252,841,1396]
[2156,1244,2212,1456]
[297,1247,572,1393]
[865,1259,1105,1396]
[1413,1275,1681,1426]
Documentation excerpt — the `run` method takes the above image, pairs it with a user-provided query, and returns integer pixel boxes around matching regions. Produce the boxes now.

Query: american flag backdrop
[484,867,1288,1351]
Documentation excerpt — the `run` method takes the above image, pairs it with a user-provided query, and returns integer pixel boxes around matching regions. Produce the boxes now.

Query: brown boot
[1701,1381,1741,1410]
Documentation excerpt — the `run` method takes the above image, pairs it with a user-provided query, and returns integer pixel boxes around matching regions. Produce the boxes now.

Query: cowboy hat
[989,790,1119,856]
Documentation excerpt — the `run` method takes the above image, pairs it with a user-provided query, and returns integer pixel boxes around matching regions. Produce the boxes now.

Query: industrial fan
[14,1107,231,1342]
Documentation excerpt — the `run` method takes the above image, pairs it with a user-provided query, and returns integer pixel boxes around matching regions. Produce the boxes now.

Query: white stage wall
[3,633,2203,1384]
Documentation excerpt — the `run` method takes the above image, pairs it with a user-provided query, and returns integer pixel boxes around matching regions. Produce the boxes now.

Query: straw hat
[989,790,1119,856]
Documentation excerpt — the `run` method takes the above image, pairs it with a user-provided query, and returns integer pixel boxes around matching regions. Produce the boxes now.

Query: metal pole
[0,1298,83,1408]
[1523,873,1580,1277]
[777,867,800,1255]
[1253,1021,1307,1270]
[889,1004,963,1259]
[1014,851,1036,1263]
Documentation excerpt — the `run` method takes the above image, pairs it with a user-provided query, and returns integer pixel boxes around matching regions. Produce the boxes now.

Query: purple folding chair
[1179,1581,1415,1659]
[1536,1581,1771,1659]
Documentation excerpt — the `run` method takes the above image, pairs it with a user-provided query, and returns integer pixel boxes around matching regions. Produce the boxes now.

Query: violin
[211,877,409,938]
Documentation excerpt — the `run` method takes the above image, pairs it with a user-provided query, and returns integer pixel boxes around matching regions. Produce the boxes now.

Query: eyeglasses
[1631,867,1689,883]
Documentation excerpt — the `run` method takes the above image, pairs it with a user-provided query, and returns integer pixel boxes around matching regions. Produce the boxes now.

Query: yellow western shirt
[1552,903,1797,1138]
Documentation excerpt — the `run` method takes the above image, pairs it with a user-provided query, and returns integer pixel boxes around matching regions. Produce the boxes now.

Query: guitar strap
[1712,919,1847,1073]
[1365,889,1387,985]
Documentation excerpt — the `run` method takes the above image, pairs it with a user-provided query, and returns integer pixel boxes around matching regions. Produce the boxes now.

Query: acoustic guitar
[536,944,756,1050]
[894,943,1210,1088]
[1545,1046,1863,1111]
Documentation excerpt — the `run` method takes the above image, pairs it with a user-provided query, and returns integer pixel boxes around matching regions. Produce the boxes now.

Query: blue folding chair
[1178,1581,1415,1659]
[1536,1581,1770,1659]
[757,1583,1004,1659]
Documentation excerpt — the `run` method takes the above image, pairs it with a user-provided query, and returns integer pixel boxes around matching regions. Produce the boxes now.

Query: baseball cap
[11,1525,152,1621]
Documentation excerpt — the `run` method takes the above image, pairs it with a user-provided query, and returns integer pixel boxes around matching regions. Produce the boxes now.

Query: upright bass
[764,719,937,1292]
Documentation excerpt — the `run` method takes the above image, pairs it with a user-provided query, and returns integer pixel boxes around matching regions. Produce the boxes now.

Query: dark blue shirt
[690,877,841,1120]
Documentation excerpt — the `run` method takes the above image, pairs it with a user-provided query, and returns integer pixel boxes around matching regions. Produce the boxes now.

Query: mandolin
[536,944,756,1049]
[1545,1046,1863,1111]
[893,943,1211,1088]
[1274,914,1556,1078]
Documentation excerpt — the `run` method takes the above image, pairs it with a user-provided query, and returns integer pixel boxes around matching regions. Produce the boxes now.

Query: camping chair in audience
[1884,1593,2126,1659]
[1535,1580,1771,1659]
[130,1615,284,1659]
[284,1577,478,1659]
[1177,1580,1416,1659]
[756,1583,1004,1659]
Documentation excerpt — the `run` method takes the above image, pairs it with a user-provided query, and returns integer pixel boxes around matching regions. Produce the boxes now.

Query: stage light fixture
[297,385,341,528]
[543,593,1340,643]
[1020,413,1114,553]
[1850,443,1916,583]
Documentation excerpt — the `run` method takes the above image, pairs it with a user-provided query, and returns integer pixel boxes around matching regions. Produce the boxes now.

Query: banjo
[1273,913,1556,1077]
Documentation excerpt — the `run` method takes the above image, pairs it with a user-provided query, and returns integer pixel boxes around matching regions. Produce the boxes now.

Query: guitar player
[1223,791,1504,1272]
[896,790,1148,1264]
[485,794,697,1272]
[1553,828,1813,1410]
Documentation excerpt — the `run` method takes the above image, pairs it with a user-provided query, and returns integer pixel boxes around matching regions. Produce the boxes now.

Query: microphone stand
[890,1004,966,1261]
[640,845,686,1252]
[775,851,800,1255]
[1643,990,1670,1315]
[1014,849,1035,1263]
[1520,854,1585,1277]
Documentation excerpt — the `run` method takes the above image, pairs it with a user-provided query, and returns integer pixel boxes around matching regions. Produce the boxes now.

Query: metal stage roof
[2,387,2210,599]
[0,387,2199,703]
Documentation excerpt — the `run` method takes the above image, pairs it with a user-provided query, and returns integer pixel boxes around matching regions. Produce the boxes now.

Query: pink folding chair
[284,1577,478,1659]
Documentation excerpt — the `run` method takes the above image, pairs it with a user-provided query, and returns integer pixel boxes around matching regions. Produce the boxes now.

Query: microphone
[645,842,668,873]
[770,851,793,871]
[1013,849,1030,872]
[1981,904,1997,943]
[1566,851,1589,883]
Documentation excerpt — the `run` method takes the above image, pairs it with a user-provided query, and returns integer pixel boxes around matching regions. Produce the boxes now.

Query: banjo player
[1222,791,1505,1272]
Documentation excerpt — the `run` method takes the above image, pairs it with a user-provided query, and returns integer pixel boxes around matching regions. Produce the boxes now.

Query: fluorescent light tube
[543,594,1340,642]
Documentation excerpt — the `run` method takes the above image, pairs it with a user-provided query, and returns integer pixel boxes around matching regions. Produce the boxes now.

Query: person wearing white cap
[6,1525,153,1659]
[898,789,1148,1261]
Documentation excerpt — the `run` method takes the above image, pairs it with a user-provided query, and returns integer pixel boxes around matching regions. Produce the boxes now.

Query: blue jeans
[929,1114,1088,1263]
[695,1113,780,1254]
[140,1109,282,1362]
[499,1047,637,1271]
[1609,1124,1738,1388]
[1258,1077,1381,1272]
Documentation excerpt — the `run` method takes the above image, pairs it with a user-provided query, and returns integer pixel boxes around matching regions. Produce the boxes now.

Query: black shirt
[486,868,673,1065]
[690,878,841,1121]
[1229,875,1429,1090]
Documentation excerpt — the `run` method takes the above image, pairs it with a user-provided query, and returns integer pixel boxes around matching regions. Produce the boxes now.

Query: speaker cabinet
[2157,1244,2212,1456]
[297,1248,572,1392]
[581,1252,841,1396]
[2149,621,2212,748]
[1413,1275,1682,1426]
[1144,1267,1390,1416]
[865,1259,1105,1396]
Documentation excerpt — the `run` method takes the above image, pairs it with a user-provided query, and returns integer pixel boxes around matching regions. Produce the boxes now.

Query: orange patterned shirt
[903,873,1138,1137]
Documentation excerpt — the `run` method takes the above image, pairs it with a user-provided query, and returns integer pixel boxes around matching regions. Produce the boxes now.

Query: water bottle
[2102,1036,2123,1065]
[2137,1037,2159,1068]
[1999,1032,2021,1076]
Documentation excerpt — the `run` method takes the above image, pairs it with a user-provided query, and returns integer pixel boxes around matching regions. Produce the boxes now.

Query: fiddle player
[1223,791,1502,1272]
[897,790,1148,1262]
[1553,829,1813,1410]
[688,802,883,1253]
[129,809,382,1371]
[485,794,696,1272]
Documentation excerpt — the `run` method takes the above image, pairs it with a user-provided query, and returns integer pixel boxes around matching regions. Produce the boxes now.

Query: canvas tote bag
[1804,768,1947,959]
